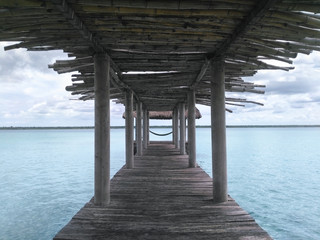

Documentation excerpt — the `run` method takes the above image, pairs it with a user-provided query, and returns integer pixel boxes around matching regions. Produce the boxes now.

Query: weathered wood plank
[54,142,271,240]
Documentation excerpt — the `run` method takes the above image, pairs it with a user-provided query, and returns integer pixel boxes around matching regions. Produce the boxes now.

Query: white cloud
[222,52,320,125]
[1,42,320,127]
[0,43,94,126]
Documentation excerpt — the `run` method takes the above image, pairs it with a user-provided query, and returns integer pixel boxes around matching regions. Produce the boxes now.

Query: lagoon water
[0,127,320,240]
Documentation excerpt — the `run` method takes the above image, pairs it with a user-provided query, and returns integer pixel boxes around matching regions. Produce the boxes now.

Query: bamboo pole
[211,58,228,203]
[188,90,196,168]
[94,52,110,206]
[125,90,134,169]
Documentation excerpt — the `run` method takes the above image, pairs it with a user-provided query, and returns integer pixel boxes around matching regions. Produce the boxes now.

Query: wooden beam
[190,0,278,88]
[79,5,246,18]
[49,0,139,101]
[190,58,211,89]
[50,0,102,52]
[74,1,254,11]
[208,0,278,60]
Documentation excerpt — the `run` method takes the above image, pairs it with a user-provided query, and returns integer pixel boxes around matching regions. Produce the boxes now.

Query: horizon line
[1,124,320,129]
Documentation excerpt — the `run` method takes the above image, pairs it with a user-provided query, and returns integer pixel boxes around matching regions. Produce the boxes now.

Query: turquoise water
[197,127,320,240]
[0,127,319,240]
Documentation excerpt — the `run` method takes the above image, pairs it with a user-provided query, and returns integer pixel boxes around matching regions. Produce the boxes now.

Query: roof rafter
[2,0,320,112]
[190,0,278,89]
[49,0,139,100]
[49,0,102,52]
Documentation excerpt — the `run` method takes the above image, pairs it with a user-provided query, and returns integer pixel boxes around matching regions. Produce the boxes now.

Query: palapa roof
[122,108,202,120]
[1,0,320,112]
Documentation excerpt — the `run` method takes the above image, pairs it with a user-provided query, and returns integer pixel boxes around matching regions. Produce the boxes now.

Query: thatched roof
[122,108,202,120]
[2,1,320,112]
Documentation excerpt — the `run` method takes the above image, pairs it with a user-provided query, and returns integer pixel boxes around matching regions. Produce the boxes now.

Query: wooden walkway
[54,142,271,240]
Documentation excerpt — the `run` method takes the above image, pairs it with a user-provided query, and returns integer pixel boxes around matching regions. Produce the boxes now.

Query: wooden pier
[3,3,320,239]
[54,142,271,240]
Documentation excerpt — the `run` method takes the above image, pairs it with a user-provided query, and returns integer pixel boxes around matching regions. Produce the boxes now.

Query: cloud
[224,52,320,125]
[0,42,67,83]
[0,43,97,126]
[1,43,320,126]
[111,103,124,117]
[1,43,128,126]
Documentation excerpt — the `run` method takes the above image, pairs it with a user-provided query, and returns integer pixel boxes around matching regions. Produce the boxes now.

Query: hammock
[149,130,173,137]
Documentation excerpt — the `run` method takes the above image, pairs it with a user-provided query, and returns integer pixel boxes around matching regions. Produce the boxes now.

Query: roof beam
[50,0,102,53]
[49,0,139,101]
[190,0,278,89]
[207,0,278,60]
[190,58,210,89]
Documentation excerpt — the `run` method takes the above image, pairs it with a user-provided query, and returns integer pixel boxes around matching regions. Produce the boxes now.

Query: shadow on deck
[54,141,271,240]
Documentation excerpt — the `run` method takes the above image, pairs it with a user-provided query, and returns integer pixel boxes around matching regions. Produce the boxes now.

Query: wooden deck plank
[54,142,271,240]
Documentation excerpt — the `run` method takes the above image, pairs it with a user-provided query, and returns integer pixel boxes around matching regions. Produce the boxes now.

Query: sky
[1,41,320,127]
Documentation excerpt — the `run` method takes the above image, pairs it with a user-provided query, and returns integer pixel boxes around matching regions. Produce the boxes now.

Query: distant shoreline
[1,125,320,130]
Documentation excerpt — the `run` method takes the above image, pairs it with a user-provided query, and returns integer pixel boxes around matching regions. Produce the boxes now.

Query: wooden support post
[179,103,186,155]
[174,107,179,148]
[125,90,134,169]
[136,102,142,156]
[211,58,228,203]
[172,113,175,143]
[147,111,150,144]
[135,112,137,148]
[94,52,110,206]
[143,106,148,149]
[188,90,196,168]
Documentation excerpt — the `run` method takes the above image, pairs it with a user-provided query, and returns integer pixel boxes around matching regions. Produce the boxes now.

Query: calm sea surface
[0,127,319,240]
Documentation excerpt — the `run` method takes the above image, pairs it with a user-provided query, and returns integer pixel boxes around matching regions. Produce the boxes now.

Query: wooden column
[143,106,148,149]
[211,58,228,203]
[179,103,186,155]
[173,107,179,148]
[136,102,142,156]
[188,90,196,168]
[172,113,175,143]
[147,111,150,144]
[94,52,110,206]
[125,90,134,169]
[135,113,138,148]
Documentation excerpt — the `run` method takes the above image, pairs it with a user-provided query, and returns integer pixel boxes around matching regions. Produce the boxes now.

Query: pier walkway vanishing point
[54,142,271,240]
